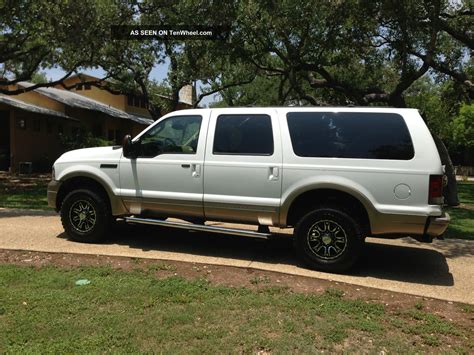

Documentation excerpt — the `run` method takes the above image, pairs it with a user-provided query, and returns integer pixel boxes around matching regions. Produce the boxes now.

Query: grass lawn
[445,182,474,240]
[0,173,50,210]
[0,172,473,240]
[0,264,472,353]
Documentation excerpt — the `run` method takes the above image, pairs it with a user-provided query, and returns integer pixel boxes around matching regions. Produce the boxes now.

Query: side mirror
[122,134,136,159]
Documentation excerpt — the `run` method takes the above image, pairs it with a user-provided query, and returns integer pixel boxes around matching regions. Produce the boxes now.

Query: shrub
[59,131,113,151]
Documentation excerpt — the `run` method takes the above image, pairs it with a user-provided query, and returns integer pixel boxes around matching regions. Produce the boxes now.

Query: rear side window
[286,112,414,160]
[213,114,273,155]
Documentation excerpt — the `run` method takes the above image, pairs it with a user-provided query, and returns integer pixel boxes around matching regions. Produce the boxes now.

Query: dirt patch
[459,203,474,210]
[1,248,472,328]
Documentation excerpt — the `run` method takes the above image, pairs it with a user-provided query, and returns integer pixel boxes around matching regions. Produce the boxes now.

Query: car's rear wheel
[60,189,110,243]
[294,207,364,273]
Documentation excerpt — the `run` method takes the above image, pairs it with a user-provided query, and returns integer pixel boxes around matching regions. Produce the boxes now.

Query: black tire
[294,207,364,273]
[60,189,111,243]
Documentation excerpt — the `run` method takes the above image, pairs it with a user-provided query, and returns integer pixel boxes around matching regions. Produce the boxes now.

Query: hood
[56,146,123,164]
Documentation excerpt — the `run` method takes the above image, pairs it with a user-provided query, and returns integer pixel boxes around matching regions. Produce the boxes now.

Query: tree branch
[194,77,256,107]
[438,18,474,49]
[409,50,474,92]
[0,68,78,95]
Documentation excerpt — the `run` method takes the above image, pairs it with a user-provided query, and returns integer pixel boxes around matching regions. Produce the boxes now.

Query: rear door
[203,109,282,225]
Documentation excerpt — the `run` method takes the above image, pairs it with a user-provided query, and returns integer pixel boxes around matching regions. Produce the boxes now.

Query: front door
[119,113,209,218]
[203,109,283,225]
[0,111,10,171]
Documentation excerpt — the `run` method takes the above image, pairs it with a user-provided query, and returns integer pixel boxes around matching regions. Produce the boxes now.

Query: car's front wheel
[60,189,111,243]
[294,207,364,273]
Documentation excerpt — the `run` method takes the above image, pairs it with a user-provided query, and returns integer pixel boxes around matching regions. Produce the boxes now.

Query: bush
[59,131,113,151]
[452,103,474,148]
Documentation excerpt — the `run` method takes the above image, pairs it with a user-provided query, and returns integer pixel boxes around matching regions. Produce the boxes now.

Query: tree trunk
[431,133,460,206]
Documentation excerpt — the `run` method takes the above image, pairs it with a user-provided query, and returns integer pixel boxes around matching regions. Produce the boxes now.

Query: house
[0,74,194,172]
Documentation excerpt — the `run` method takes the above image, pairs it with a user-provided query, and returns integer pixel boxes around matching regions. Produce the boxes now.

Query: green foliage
[452,103,474,148]
[30,71,48,84]
[405,77,453,139]
[147,80,175,114]
[0,0,133,83]
[1,0,472,159]
[211,75,282,107]
[206,0,472,111]
[59,131,113,151]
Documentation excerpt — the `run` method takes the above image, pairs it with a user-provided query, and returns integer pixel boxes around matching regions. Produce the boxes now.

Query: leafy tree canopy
[452,103,474,148]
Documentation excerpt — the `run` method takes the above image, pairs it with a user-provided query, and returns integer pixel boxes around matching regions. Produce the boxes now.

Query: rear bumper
[47,180,61,210]
[370,209,450,243]
[425,212,450,237]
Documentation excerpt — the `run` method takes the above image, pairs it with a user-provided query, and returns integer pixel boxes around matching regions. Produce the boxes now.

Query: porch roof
[18,82,154,126]
[0,95,77,121]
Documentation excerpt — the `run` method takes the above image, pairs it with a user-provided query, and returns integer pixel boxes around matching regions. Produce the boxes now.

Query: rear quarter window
[286,112,414,160]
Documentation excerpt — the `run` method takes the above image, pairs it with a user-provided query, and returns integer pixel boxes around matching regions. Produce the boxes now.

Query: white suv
[48,107,450,272]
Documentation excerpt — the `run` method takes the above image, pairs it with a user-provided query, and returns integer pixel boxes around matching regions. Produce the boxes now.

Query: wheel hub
[322,234,332,245]
[307,220,347,260]
[69,200,97,233]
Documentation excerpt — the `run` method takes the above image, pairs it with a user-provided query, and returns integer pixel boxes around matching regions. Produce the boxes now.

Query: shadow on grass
[456,182,474,205]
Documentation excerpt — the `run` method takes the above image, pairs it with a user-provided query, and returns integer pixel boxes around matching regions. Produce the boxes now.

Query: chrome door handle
[191,164,201,178]
[269,166,279,181]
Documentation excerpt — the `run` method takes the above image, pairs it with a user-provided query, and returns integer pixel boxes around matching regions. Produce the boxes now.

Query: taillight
[429,175,443,205]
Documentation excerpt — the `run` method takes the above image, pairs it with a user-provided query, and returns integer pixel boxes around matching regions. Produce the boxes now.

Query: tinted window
[213,114,273,155]
[286,112,414,160]
[138,115,202,157]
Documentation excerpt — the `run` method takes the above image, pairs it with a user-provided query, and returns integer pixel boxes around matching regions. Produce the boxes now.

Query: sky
[43,60,218,107]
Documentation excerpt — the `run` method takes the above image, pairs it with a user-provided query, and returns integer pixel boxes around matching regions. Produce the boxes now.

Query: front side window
[213,114,273,155]
[138,115,202,157]
[286,112,414,160]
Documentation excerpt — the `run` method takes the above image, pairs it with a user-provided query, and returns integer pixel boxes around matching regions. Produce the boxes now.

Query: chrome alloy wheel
[307,220,347,260]
[69,200,97,233]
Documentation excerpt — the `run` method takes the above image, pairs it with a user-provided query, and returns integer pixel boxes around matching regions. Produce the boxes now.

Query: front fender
[57,165,128,216]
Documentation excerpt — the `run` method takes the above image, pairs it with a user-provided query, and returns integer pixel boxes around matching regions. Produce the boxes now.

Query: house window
[84,83,91,90]
[76,84,83,90]
[33,118,41,132]
[126,94,147,108]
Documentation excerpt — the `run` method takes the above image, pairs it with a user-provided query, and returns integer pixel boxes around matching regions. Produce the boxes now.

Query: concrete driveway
[0,208,473,304]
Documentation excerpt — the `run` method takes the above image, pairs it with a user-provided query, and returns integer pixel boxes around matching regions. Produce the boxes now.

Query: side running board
[124,217,272,239]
